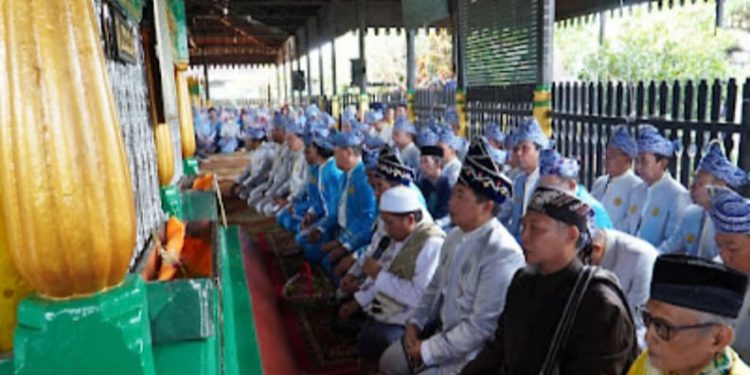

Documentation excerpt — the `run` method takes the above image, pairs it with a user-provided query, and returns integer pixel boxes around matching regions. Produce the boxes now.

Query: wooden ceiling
[186,0,706,66]
[186,0,333,66]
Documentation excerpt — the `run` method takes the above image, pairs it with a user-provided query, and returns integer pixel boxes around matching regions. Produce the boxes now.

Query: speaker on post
[292,70,306,91]
[350,59,363,87]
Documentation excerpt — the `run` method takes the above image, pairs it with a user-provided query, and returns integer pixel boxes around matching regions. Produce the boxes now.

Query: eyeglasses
[639,308,720,341]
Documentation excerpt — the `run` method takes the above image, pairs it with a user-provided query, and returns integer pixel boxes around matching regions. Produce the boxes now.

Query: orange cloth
[192,173,215,191]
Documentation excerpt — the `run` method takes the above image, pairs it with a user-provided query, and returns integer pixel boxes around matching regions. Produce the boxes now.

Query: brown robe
[460,258,639,375]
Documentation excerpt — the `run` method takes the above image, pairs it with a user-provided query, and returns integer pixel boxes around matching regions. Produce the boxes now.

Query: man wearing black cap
[417,145,451,228]
[461,185,639,374]
[379,137,525,375]
[626,254,750,374]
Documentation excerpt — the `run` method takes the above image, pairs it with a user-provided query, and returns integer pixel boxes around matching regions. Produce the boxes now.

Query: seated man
[255,117,308,216]
[217,113,240,154]
[232,127,275,199]
[335,144,428,277]
[590,227,659,348]
[303,130,377,276]
[591,126,643,231]
[442,108,468,160]
[437,128,464,188]
[659,141,748,259]
[507,118,549,237]
[196,107,221,157]
[626,254,750,374]
[537,148,614,230]
[708,186,750,361]
[392,118,420,172]
[485,122,506,151]
[246,117,290,208]
[366,109,392,144]
[278,124,343,238]
[379,137,525,375]
[416,143,451,229]
[461,186,638,374]
[363,134,385,184]
[626,124,691,247]
[338,186,446,373]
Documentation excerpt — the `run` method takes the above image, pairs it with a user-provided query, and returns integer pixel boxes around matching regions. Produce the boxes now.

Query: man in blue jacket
[303,130,377,277]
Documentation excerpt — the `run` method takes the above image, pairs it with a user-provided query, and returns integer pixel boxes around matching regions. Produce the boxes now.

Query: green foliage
[555,2,744,82]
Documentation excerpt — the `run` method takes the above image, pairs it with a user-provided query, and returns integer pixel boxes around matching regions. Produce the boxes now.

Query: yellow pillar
[331,95,340,125]
[407,90,416,123]
[533,85,552,138]
[455,89,467,137]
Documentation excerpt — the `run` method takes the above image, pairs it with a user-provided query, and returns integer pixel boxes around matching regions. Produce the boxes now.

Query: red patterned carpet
[203,154,359,375]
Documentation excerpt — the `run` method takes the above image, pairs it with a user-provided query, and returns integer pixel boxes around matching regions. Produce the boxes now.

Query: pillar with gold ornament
[407,90,416,124]
[0,0,155,373]
[359,91,369,121]
[455,89,468,137]
[533,85,552,138]
[170,0,198,177]
[535,0,554,138]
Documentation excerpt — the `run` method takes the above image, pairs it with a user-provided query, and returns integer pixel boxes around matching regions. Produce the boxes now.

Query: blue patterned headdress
[607,126,638,158]
[444,107,459,125]
[505,128,520,149]
[697,141,749,188]
[351,119,370,134]
[485,123,506,145]
[539,149,580,180]
[438,128,465,151]
[515,117,549,149]
[637,124,680,157]
[458,136,513,204]
[365,110,384,125]
[363,134,385,154]
[362,135,385,171]
[394,118,417,135]
[417,128,439,147]
[309,125,332,150]
[305,104,321,120]
[376,145,415,185]
[284,118,306,136]
[342,107,357,125]
[708,185,750,235]
[332,130,365,148]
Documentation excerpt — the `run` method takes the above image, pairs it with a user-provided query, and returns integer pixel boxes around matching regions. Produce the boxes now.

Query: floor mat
[204,151,359,375]
[241,220,359,375]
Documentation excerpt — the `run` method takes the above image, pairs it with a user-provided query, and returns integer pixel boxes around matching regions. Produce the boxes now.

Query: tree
[555,2,746,82]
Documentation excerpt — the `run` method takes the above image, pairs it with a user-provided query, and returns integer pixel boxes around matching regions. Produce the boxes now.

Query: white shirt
[599,229,658,349]
[220,122,240,139]
[354,235,444,325]
[373,126,393,145]
[591,169,643,232]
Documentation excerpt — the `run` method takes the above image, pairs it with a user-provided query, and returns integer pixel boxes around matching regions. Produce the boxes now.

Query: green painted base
[147,279,218,375]
[0,357,12,375]
[218,226,263,375]
[183,158,200,176]
[160,185,183,219]
[13,275,156,375]
[181,191,217,222]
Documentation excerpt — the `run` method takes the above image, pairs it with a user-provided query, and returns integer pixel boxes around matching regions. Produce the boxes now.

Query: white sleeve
[354,281,378,307]
[372,237,444,307]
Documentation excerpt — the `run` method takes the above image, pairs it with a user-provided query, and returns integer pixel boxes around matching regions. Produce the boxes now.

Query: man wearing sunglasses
[627,254,750,374]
